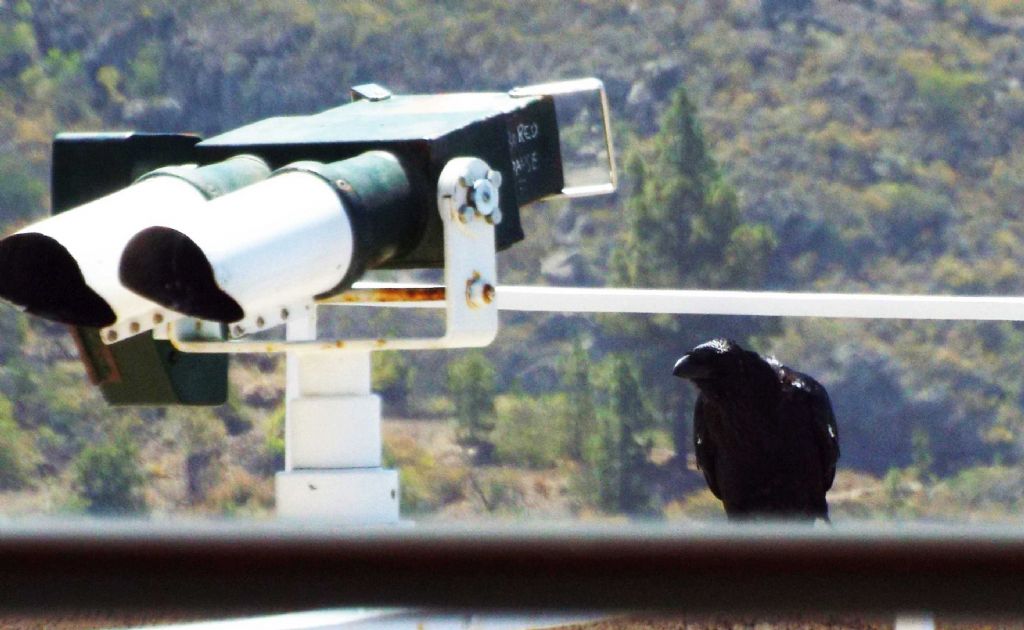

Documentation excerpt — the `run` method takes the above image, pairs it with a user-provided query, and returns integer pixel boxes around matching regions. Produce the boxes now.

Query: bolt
[105,330,118,343]
[281,308,290,320]
[471,179,498,216]
[256,316,265,328]
[153,313,164,325]
[129,322,141,334]
[466,275,494,308]
[231,325,245,337]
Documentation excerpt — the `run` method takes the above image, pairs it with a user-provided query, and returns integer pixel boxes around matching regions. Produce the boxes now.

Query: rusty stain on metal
[482,283,496,304]
[325,285,446,304]
[375,338,387,347]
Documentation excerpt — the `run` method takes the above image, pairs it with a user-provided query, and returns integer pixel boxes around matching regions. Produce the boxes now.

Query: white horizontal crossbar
[349,282,1024,321]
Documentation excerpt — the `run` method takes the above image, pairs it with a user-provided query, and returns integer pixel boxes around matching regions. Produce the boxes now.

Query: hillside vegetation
[3,0,1024,520]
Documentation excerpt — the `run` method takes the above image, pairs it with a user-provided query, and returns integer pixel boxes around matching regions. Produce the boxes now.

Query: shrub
[73,430,146,515]
[383,433,466,514]
[491,393,569,469]
[205,467,274,517]
[910,64,985,127]
[447,351,497,462]
[0,399,37,490]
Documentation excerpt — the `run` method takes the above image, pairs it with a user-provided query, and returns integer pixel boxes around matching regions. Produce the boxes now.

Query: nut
[470,178,498,216]
[466,274,495,308]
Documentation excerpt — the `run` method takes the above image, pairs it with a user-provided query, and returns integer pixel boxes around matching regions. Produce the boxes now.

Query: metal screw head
[470,178,498,217]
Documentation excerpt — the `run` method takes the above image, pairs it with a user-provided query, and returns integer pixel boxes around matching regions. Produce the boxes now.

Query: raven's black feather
[674,339,839,521]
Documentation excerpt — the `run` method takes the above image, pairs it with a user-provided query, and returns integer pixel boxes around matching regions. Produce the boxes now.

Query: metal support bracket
[509,77,617,199]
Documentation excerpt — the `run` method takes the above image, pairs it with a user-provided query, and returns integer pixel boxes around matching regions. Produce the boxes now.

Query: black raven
[673,339,839,521]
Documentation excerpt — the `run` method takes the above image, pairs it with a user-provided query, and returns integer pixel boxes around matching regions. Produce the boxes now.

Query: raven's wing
[693,395,722,499]
[780,367,840,491]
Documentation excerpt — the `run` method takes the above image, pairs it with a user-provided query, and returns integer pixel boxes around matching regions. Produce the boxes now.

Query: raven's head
[673,338,778,404]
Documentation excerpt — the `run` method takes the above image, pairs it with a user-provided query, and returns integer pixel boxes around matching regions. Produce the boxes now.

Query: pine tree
[592,354,658,516]
[558,336,596,461]
[610,84,773,292]
[447,350,497,463]
[603,83,776,467]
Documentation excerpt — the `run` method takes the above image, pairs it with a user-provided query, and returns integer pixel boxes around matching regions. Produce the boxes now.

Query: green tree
[0,154,45,228]
[558,337,596,461]
[592,355,659,516]
[447,351,497,463]
[374,350,416,417]
[491,393,569,468]
[73,428,146,515]
[604,84,776,464]
[0,397,37,490]
[610,84,775,293]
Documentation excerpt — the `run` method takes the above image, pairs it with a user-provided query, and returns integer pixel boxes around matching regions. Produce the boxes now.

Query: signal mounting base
[274,310,399,523]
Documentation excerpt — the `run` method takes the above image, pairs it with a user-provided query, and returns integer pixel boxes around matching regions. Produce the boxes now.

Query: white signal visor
[0,155,270,343]
[0,173,207,342]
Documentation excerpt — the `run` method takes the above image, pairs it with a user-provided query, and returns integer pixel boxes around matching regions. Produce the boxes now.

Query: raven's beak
[673,354,712,379]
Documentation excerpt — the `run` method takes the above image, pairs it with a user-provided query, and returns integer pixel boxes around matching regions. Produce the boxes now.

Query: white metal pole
[894,614,936,630]
[494,286,1024,320]
[276,306,399,523]
[346,282,1024,321]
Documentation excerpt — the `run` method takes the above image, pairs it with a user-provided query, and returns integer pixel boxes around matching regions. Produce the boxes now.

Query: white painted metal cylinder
[120,170,355,334]
[0,175,206,340]
[176,170,354,322]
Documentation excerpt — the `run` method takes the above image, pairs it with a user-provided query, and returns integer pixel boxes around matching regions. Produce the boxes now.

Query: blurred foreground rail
[0,521,1023,617]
